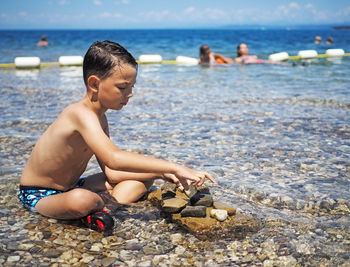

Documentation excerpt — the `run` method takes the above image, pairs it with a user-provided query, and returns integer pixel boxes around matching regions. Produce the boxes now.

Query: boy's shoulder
[62,100,95,118]
[60,100,108,132]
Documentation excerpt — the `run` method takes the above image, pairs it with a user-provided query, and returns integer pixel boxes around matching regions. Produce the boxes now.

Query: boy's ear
[87,75,100,94]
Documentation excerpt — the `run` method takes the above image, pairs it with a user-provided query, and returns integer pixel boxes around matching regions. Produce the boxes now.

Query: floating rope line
[0,50,348,68]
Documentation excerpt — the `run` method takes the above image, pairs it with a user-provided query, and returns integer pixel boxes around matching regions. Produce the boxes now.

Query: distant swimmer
[325,37,333,45]
[235,43,264,64]
[199,44,233,66]
[314,36,322,44]
[37,35,48,47]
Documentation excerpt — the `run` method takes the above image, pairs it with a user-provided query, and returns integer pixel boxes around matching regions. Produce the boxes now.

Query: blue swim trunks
[18,178,86,212]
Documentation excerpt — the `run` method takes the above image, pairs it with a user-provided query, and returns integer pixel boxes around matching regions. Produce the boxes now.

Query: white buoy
[268,52,289,62]
[176,56,198,65]
[298,50,318,59]
[14,57,41,68]
[59,56,84,66]
[138,55,162,63]
[326,49,345,57]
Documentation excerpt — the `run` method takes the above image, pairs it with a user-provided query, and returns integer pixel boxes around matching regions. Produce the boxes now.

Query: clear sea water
[0,29,349,257]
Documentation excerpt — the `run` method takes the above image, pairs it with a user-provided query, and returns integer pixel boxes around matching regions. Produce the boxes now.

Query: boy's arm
[98,159,190,189]
[76,109,215,188]
[95,114,169,184]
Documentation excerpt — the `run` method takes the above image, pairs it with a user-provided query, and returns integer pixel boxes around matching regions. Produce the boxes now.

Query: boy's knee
[111,181,149,204]
[68,189,104,215]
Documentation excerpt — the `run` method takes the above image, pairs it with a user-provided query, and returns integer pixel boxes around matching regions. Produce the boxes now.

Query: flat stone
[44,248,63,258]
[213,201,236,215]
[17,243,34,250]
[7,255,20,262]
[175,189,190,200]
[125,238,142,250]
[196,184,210,194]
[190,193,213,207]
[147,189,162,207]
[101,257,117,266]
[181,206,207,217]
[184,185,197,198]
[161,182,177,193]
[161,198,188,213]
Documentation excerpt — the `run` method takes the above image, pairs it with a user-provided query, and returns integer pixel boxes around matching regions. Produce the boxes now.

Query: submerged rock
[213,201,237,215]
[161,182,177,199]
[172,207,260,240]
[161,198,188,213]
[181,206,207,217]
[190,192,213,207]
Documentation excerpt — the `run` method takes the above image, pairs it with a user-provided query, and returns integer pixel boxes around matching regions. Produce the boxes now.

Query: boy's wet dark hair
[83,40,137,86]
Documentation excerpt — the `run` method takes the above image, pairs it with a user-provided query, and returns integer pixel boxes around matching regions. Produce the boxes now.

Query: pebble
[170,233,182,244]
[125,238,142,250]
[7,256,20,262]
[210,209,228,221]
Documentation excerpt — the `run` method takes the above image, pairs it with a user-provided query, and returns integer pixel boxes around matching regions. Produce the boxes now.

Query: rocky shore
[1,175,349,267]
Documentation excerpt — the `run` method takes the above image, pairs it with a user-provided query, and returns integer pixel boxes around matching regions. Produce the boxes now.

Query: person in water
[199,44,233,65]
[19,40,215,232]
[314,36,322,44]
[235,43,264,64]
[325,37,333,45]
[37,35,48,47]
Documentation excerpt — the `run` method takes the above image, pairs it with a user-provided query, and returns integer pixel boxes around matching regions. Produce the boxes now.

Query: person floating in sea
[37,35,48,47]
[19,40,215,232]
[314,36,322,44]
[325,37,333,45]
[235,43,264,64]
[199,44,233,66]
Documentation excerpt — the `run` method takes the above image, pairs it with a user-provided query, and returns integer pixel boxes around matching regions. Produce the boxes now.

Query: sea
[0,28,350,264]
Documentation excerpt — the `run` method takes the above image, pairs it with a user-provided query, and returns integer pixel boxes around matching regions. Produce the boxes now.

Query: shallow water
[0,29,350,265]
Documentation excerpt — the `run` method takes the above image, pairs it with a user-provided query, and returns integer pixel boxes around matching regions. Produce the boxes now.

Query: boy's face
[97,64,137,111]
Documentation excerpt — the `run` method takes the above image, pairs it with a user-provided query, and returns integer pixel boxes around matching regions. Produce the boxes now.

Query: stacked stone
[148,182,260,240]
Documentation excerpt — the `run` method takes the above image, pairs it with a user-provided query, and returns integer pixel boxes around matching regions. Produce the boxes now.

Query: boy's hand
[163,167,215,190]
[162,173,190,190]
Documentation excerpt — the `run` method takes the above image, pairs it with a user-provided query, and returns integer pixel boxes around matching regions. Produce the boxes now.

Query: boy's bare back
[20,100,107,191]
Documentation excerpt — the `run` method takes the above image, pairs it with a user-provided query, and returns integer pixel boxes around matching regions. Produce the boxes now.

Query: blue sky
[1,0,350,29]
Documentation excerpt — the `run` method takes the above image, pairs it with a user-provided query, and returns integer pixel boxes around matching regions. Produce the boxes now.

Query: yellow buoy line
[0,49,349,69]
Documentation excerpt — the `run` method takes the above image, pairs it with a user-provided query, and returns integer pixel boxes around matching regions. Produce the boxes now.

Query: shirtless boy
[19,40,215,232]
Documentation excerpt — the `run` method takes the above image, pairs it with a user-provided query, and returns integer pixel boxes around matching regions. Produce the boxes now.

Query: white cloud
[289,2,300,10]
[343,5,350,15]
[184,7,195,14]
[94,0,102,6]
[115,0,129,5]
[99,12,122,18]
[305,3,313,9]
[58,0,70,5]
[18,12,27,17]
[140,10,170,22]
[204,8,227,20]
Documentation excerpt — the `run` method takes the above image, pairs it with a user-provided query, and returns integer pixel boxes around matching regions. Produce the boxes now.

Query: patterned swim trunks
[18,178,86,212]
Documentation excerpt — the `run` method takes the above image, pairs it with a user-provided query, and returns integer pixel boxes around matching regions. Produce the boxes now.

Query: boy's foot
[81,210,114,232]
